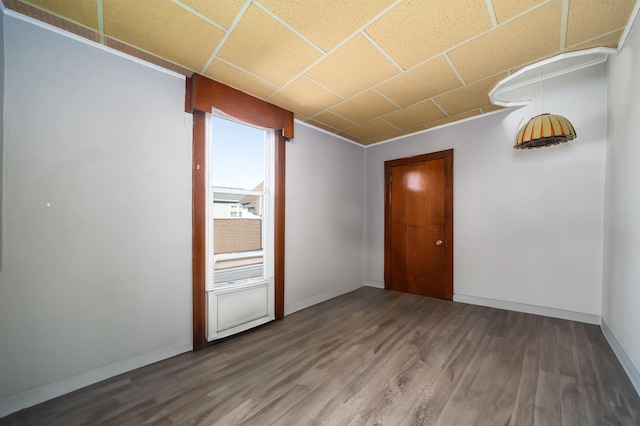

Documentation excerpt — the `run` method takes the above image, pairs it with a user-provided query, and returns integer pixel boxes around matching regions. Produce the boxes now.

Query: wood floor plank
[2,287,639,425]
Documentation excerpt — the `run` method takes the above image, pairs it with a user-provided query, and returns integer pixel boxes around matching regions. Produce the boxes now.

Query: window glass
[210,116,267,287]
[211,116,264,191]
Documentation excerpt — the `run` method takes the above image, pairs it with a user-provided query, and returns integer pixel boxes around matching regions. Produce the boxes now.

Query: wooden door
[384,150,453,300]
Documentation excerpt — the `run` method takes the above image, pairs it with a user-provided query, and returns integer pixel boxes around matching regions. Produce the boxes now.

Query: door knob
[435,240,443,246]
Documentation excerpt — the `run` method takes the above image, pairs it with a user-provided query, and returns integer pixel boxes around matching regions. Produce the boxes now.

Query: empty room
[1,0,640,424]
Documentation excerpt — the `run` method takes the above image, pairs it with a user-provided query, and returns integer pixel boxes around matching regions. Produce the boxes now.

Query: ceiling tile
[269,77,344,118]
[481,105,505,114]
[427,110,482,128]
[434,74,506,116]
[305,119,341,133]
[305,34,401,98]
[344,119,397,141]
[382,101,447,130]
[365,0,492,70]
[491,0,543,24]
[21,0,98,29]
[366,126,428,145]
[204,59,278,100]
[376,56,462,107]
[567,29,624,51]
[258,0,394,52]
[337,132,363,144]
[310,111,356,131]
[566,0,635,47]
[329,90,399,124]
[217,4,322,87]
[448,1,562,83]
[103,0,224,72]
[106,37,192,76]
[178,0,245,29]
[294,112,309,121]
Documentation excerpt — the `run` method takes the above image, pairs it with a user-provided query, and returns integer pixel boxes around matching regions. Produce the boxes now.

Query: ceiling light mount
[513,63,577,149]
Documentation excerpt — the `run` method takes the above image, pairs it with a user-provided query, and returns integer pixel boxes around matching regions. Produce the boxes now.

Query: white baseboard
[453,293,601,325]
[601,319,640,397]
[0,341,191,419]
[285,284,361,316]
[363,280,384,289]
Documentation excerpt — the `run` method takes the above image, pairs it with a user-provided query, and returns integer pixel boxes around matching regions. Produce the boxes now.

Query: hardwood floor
[2,287,639,425]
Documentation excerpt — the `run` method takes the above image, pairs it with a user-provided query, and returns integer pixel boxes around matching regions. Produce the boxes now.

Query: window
[186,73,292,349]
[207,116,274,290]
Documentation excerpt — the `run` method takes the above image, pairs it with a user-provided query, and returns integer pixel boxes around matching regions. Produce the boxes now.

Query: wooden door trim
[384,149,454,300]
[187,74,291,350]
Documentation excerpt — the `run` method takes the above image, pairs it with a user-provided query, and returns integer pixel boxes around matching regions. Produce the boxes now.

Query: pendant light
[514,67,576,149]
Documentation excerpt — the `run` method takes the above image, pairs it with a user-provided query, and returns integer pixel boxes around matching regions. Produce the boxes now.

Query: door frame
[384,149,454,299]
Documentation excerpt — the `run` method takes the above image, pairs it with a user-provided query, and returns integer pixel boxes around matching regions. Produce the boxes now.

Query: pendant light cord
[541,66,544,113]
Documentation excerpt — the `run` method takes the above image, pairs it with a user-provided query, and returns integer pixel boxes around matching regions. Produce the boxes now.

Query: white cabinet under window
[206,115,275,340]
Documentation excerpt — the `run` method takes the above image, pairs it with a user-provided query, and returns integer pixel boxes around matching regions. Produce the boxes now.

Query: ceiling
[3,0,637,145]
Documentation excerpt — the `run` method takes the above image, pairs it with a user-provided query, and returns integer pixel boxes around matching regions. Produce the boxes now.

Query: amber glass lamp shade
[514,113,577,149]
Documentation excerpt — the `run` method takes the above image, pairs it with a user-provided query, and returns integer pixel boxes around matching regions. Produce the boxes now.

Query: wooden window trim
[186,74,292,350]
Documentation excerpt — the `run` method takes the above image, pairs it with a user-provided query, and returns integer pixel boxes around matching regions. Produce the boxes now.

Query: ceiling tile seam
[366,108,514,148]
[103,34,198,74]
[302,86,394,123]
[495,0,555,27]
[15,0,98,33]
[335,118,373,134]
[484,0,498,27]
[370,126,420,143]
[9,2,187,75]
[309,104,358,124]
[560,0,569,50]
[171,0,228,32]
[442,0,556,58]
[200,0,252,74]
[96,0,104,44]
[366,0,557,93]
[360,31,404,72]
[336,131,361,142]
[565,27,628,50]
[312,68,507,128]
[510,44,588,74]
[367,132,402,145]
[432,99,449,117]
[265,74,345,103]
[301,119,343,134]
[214,57,280,93]
[338,113,427,135]
[369,55,461,98]
[307,109,358,128]
[259,0,405,102]
[377,70,506,114]
[373,88,402,109]
[443,53,466,86]
[252,1,326,55]
[295,120,366,147]
[378,117,401,131]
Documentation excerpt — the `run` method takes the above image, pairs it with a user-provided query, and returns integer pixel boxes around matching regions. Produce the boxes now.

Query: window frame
[186,74,292,350]
[207,118,274,291]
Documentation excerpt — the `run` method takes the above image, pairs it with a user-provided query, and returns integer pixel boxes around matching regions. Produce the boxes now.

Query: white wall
[603,16,640,391]
[285,123,365,314]
[0,14,192,416]
[365,64,607,318]
[0,11,4,270]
